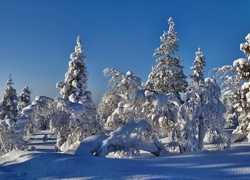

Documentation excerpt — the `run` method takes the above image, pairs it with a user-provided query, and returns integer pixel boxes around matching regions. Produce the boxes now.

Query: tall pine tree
[55,36,102,152]
[145,17,187,102]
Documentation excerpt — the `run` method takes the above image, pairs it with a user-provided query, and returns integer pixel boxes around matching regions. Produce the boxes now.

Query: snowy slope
[1,135,250,180]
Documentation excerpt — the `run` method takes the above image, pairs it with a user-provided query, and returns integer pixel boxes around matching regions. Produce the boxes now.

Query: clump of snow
[74,135,108,156]
[69,102,84,116]
[233,58,247,68]
[5,118,15,127]
[21,107,34,116]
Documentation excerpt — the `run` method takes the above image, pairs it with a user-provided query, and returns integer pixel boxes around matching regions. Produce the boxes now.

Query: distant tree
[0,74,19,121]
[190,48,206,84]
[145,17,187,102]
[30,96,54,130]
[210,65,241,127]
[18,86,31,113]
[0,75,28,154]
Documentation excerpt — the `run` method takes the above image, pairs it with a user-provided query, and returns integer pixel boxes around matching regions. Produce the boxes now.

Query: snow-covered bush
[50,98,103,152]
[75,120,166,157]
[0,119,15,154]
[145,17,187,102]
[30,96,54,130]
[133,89,180,138]
[98,68,142,129]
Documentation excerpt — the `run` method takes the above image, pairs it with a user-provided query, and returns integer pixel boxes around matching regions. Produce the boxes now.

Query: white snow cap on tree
[233,34,250,80]
[56,36,90,104]
[240,33,250,61]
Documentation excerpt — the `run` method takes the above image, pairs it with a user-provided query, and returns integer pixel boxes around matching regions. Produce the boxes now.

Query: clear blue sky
[1,0,250,104]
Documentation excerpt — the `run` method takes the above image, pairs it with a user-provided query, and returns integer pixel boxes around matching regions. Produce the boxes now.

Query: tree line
[0,17,249,157]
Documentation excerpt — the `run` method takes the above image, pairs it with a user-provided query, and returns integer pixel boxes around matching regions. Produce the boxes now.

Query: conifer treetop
[154,17,179,57]
[190,48,206,84]
[7,74,13,86]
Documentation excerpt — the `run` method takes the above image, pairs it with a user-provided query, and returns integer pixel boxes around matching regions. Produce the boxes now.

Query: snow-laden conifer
[18,86,31,113]
[0,75,28,154]
[173,50,228,153]
[56,36,89,104]
[54,36,102,152]
[145,17,187,102]
[0,74,19,121]
[232,33,250,142]
[174,78,228,152]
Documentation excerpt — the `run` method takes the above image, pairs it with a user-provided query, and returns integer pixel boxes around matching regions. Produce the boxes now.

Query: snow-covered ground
[1,132,250,180]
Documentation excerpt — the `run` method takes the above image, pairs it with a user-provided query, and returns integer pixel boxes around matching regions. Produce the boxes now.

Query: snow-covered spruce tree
[232,33,250,141]
[17,86,34,137]
[173,50,228,153]
[18,86,31,113]
[174,78,228,153]
[56,36,96,120]
[55,36,102,152]
[0,74,19,121]
[0,75,28,154]
[98,68,142,130]
[57,36,89,103]
[145,17,187,102]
